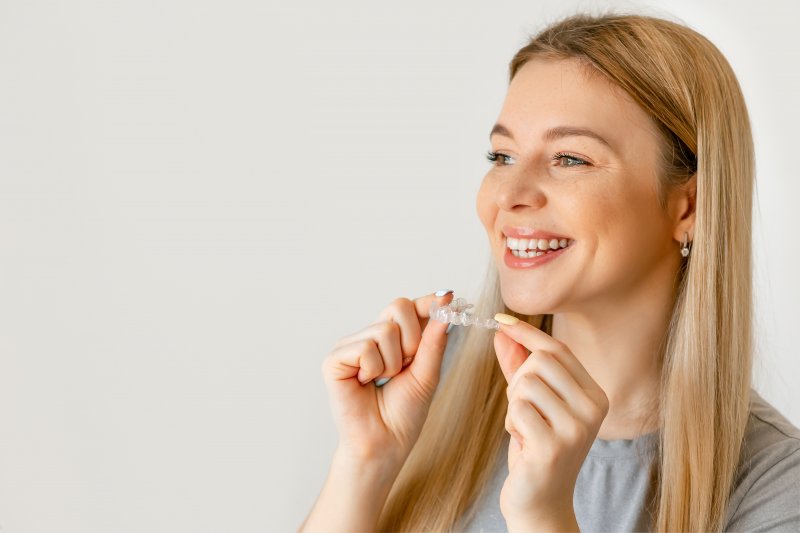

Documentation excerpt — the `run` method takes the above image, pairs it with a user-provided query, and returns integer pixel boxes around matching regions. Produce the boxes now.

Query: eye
[485,150,516,166]
[552,152,588,167]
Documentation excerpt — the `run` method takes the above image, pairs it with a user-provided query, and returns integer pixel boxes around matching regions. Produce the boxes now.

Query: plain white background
[0,0,798,531]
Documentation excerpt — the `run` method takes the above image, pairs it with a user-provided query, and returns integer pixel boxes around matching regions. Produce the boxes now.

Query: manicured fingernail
[494,313,519,325]
[435,289,454,296]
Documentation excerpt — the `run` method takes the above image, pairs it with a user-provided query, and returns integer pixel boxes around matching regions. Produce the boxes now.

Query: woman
[300,12,800,532]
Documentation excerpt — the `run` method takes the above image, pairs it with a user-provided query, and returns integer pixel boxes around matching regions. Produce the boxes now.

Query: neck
[550,261,679,441]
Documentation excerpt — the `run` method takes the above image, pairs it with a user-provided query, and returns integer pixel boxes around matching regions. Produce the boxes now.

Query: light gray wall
[0,1,797,531]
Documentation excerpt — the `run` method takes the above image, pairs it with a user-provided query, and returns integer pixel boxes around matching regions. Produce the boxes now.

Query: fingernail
[435,289,454,296]
[494,313,519,325]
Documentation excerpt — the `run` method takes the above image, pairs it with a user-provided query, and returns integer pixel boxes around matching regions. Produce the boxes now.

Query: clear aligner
[429,297,500,330]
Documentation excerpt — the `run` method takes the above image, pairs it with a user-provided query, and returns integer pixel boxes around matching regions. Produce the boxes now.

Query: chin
[499,285,556,316]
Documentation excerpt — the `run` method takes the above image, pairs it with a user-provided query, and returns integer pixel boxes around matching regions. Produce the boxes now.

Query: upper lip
[502,225,572,241]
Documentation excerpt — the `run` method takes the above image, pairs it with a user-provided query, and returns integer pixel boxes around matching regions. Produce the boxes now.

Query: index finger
[494,315,599,392]
[373,290,454,356]
[372,290,455,387]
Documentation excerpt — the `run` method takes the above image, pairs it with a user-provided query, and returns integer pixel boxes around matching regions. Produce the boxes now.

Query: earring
[680,232,691,257]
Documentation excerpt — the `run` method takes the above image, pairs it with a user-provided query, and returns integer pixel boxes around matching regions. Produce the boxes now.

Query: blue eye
[485,150,515,166]
[486,150,589,168]
[551,152,588,167]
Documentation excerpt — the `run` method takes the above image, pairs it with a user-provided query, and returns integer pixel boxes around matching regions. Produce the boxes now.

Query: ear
[671,173,696,242]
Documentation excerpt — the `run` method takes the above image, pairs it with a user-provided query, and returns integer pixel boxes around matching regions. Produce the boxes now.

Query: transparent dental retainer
[429,297,501,330]
[374,297,500,387]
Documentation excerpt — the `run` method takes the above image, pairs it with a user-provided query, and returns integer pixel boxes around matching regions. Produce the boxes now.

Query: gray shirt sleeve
[722,390,800,532]
[724,440,800,532]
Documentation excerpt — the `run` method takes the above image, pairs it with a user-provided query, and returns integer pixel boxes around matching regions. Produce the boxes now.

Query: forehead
[496,58,660,153]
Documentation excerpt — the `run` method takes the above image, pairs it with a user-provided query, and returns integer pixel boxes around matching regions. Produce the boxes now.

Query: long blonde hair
[378,11,754,532]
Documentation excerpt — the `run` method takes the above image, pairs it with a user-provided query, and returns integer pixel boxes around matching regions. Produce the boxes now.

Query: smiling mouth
[504,236,575,258]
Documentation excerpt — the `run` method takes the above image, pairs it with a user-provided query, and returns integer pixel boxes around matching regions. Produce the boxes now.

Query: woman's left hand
[493,315,609,532]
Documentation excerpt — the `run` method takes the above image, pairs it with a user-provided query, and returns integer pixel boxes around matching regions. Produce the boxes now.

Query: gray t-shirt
[440,325,800,532]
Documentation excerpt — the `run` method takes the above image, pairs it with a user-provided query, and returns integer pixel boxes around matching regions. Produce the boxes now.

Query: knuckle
[378,319,398,338]
[358,338,374,352]
[532,349,551,362]
[385,351,402,376]
[524,352,543,373]
[509,398,527,418]
[390,296,412,312]
[521,372,541,391]
[553,339,569,352]
[586,401,605,425]
[563,420,587,445]
[547,338,565,353]
[507,375,526,401]
[599,391,610,414]
[358,340,382,370]
[376,323,401,353]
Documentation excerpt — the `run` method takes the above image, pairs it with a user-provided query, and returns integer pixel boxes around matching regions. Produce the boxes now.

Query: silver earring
[680,232,691,257]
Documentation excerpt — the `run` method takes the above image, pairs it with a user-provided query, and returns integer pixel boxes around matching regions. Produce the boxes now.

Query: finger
[494,328,530,384]
[507,396,552,447]
[372,290,456,387]
[510,373,575,431]
[494,316,599,392]
[323,339,385,384]
[370,297,421,358]
[335,298,418,357]
[331,320,405,382]
[373,291,454,358]
[508,349,602,426]
[406,292,456,389]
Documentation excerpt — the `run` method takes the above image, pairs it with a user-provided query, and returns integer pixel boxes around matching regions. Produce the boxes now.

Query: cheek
[574,177,653,233]
[581,182,669,269]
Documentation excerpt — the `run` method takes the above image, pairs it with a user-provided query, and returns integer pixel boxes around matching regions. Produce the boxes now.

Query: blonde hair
[377,11,754,532]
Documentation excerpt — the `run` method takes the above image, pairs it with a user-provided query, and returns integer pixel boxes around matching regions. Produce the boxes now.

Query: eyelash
[484,150,588,167]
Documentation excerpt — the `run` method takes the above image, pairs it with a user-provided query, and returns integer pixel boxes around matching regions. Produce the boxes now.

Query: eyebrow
[489,123,613,150]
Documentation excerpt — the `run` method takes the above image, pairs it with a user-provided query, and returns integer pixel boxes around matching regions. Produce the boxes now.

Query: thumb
[408,309,451,390]
[494,329,529,383]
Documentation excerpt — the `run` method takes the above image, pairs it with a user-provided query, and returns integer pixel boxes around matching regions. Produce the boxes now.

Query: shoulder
[724,389,800,531]
[740,388,800,467]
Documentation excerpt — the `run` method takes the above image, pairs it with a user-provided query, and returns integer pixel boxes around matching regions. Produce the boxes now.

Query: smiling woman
[300,10,800,533]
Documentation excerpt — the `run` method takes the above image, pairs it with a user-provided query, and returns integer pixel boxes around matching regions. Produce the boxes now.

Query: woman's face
[477,58,686,315]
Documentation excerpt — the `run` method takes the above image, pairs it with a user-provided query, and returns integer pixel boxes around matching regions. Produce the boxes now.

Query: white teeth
[506,236,572,252]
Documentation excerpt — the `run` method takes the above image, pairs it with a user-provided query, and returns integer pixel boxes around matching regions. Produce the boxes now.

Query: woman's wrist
[504,508,580,533]
[300,450,403,533]
[331,445,405,487]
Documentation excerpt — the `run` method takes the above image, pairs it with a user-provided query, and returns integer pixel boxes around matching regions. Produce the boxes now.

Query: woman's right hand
[321,290,455,468]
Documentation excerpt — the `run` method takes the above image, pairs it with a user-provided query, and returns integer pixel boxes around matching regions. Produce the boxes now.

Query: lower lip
[503,243,573,269]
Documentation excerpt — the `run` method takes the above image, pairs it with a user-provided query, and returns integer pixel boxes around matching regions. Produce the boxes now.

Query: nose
[495,171,547,212]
